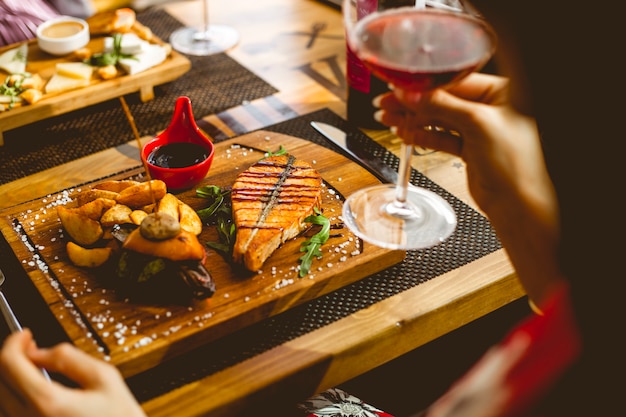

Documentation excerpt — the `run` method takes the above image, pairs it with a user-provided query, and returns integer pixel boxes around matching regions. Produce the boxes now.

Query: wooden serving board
[0,35,191,145]
[0,130,405,377]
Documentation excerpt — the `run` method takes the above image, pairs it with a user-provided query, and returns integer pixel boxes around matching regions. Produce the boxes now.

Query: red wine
[354,9,496,92]
[147,142,209,168]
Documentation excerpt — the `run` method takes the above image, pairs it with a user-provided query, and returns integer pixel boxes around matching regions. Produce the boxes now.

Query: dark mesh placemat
[0,9,277,185]
[126,108,502,401]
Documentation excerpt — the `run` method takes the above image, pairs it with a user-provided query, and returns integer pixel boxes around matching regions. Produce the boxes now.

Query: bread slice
[231,154,322,271]
[86,8,136,35]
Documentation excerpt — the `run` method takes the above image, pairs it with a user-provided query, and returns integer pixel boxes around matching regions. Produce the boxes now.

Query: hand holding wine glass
[341,0,496,250]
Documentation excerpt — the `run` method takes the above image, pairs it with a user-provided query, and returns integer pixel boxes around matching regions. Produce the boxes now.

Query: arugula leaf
[298,207,330,277]
[86,33,136,67]
[196,185,234,257]
[264,145,287,157]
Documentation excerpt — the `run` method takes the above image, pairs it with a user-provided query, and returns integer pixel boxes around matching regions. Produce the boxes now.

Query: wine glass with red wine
[341,0,496,250]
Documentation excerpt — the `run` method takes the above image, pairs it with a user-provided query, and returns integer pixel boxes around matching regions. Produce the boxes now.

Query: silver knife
[310,121,398,184]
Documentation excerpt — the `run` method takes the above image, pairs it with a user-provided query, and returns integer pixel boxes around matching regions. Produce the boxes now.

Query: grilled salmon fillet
[231,154,322,271]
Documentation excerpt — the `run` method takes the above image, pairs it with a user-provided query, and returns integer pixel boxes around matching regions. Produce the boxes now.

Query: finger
[443,72,509,104]
[399,87,495,136]
[376,90,451,130]
[29,343,120,389]
[373,92,423,128]
[0,330,55,401]
[373,91,407,113]
[376,73,509,129]
[392,126,463,157]
[374,107,402,128]
[0,375,32,417]
[374,95,463,155]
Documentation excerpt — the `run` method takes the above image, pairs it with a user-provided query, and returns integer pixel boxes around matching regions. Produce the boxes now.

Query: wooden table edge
[141,249,521,417]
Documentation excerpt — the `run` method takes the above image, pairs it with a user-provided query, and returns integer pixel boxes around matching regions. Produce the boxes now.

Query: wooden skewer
[119,96,157,207]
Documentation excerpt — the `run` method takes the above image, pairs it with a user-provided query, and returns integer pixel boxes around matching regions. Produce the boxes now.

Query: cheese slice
[0,43,28,74]
[44,73,90,94]
[103,33,145,55]
[55,62,94,80]
[118,44,166,75]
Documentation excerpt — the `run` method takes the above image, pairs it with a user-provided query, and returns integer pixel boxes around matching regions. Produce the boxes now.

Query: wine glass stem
[199,0,210,38]
[388,142,416,217]
[395,143,413,203]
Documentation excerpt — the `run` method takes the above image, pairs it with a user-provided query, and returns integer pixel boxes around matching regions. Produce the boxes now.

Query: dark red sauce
[147,142,209,169]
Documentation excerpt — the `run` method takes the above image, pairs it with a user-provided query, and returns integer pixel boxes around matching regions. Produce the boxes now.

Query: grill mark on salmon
[231,154,322,271]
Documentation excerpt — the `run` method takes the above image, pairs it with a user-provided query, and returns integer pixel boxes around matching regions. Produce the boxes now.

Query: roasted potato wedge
[116,180,167,208]
[130,209,149,225]
[157,193,180,220]
[59,179,203,268]
[75,189,120,206]
[66,241,112,268]
[96,65,118,80]
[141,204,156,214]
[179,200,202,235]
[75,197,116,220]
[19,88,43,105]
[100,204,133,227]
[94,180,140,193]
[57,206,104,246]
[20,74,45,90]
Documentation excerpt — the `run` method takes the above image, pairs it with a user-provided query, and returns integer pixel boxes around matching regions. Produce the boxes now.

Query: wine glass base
[170,25,239,56]
[342,184,457,250]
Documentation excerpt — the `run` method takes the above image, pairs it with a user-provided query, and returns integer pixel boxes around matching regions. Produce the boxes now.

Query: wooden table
[0,1,523,415]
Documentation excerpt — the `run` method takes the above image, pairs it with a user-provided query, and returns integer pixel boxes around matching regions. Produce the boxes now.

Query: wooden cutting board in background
[0,130,405,377]
[0,35,190,145]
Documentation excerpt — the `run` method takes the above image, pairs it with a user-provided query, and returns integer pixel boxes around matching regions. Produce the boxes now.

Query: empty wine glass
[341,0,496,250]
[170,0,239,56]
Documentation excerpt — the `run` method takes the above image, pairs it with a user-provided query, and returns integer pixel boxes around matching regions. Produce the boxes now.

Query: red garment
[425,282,581,417]
[299,283,580,417]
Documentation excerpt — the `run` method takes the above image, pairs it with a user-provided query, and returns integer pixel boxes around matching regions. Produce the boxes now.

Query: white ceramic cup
[36,16,90,56]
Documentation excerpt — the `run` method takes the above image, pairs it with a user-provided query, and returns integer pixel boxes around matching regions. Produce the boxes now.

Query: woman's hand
[0,329,146,417]
[375,73,542,215]
[374,73,563,304]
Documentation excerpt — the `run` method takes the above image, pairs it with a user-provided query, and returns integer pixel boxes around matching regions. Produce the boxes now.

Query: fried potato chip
[57,206,104,246]
[66,241,112,268]
[116,180,167,208]
[100,204,133,227]
[179,200,202,235]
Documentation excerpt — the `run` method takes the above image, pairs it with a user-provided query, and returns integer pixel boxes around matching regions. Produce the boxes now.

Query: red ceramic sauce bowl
[142,96,215,191]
